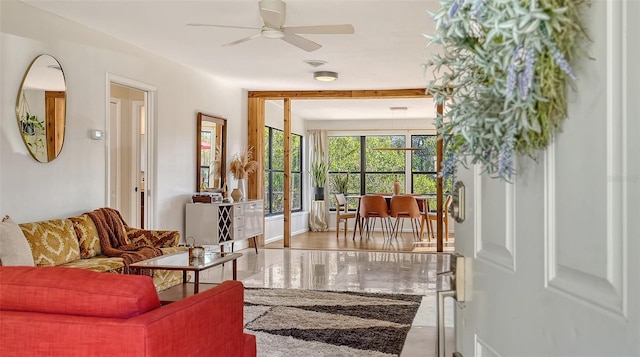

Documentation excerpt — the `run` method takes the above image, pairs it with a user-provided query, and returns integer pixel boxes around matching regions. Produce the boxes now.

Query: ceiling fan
[188,0,355,52]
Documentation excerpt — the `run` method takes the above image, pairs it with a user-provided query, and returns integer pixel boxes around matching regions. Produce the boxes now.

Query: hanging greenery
[425,0,590,180]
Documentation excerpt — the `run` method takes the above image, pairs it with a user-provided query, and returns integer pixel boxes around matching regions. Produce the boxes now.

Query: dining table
[350,194,435,240]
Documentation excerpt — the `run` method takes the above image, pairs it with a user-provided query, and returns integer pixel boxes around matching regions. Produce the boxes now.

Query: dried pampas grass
[230,147,258,180]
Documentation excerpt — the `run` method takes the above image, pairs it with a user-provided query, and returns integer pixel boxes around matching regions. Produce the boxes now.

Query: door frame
[131,100,145,228]
[108,97,122,211]
[105,74,157,228]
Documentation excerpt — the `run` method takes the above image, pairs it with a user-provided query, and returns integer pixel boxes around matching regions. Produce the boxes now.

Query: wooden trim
[283,99,291,247]
[45,91,66,161]
[247,97,265,249]
[247,88,433,250]
[248,88,430,100]
[196,112,226,192]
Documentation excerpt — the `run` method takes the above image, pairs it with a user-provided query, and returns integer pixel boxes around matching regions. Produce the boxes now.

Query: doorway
[107,75,156,229]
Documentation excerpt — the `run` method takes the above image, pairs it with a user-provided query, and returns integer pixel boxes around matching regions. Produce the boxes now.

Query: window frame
[264,126,303,216]
[327,132,443,211]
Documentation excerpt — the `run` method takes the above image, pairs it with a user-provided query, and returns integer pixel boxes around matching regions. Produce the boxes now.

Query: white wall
[306,118,433,131]
[0,1,245,238]
[264,100,306,134]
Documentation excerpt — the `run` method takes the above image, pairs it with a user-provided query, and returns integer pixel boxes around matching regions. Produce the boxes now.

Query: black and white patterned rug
[244,288,423,357]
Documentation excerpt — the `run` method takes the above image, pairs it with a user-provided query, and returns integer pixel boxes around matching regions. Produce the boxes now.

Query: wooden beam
[283,98,291,247]
[247,97,265,249]
[247,87,435,249]
[248,88,430,100]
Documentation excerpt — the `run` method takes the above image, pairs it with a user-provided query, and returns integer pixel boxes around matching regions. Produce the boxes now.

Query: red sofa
[0,266,256,357]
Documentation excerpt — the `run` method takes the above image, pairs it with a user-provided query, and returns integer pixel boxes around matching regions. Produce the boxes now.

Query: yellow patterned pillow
[19,219,80,266]
[69,214,102,259]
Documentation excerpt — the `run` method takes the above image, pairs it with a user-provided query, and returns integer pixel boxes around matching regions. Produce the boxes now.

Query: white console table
[185,199,264,254]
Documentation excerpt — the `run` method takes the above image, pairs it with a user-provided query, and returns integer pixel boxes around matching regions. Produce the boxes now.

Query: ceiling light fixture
[313,71,338,82]
[304,60,327,68]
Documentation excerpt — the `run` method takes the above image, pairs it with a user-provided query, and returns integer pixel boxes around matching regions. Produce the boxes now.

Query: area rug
[244,288,423,357]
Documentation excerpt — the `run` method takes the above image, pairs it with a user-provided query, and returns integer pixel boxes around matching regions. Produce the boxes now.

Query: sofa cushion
[0,216,35,266]
[69,214,102,258]
[19,219,80,266]
[60,256,125,273]
[0,266,160,318]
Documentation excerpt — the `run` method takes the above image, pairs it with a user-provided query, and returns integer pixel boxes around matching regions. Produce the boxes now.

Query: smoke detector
[304,60,327,68]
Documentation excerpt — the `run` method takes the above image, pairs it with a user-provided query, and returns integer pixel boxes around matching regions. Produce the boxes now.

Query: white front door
[455,2,639,356]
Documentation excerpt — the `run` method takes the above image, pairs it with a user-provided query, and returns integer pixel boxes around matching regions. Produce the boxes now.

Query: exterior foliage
[331,173,349,194]
[425,0,589,180]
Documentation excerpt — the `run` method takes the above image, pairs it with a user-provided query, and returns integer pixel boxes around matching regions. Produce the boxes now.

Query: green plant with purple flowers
[425,0,589,180]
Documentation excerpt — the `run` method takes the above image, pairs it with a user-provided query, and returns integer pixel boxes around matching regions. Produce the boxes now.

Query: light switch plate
[91,129,104,140]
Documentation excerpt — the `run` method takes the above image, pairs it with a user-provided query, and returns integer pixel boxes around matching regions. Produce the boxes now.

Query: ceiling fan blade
[283,24,355,35]
[260,9,285,28]
[222,33,262,47]
[282,33,322,52]
[188,23,261,31]
[259,0,286,28]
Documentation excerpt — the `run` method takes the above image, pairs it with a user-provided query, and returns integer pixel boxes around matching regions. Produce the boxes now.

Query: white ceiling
[22,0,442,122]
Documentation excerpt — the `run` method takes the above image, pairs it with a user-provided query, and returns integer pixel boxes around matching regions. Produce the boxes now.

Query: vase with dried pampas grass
[229,147,258,201]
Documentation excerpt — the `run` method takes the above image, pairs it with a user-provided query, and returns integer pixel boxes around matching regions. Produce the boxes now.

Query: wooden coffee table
[130,251,242,294]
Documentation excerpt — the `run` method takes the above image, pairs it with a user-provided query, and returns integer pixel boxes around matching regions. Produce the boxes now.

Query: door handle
[450,181,465,223]
[437,253,466,357]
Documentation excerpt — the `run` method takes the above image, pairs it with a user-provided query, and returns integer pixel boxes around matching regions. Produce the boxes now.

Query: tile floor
[194,248,457,357]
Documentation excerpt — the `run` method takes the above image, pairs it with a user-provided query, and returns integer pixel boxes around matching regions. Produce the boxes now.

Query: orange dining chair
[411,195,433,242]
[427,195,453,242]
[334,193,356,239]
[390,195,422,242]
[358,195,392,240]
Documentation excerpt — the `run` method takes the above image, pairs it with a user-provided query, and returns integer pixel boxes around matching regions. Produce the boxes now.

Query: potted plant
[331,173,349,195]
[229,146,258,201]
[310,159,327,200]
[20,112,44,136]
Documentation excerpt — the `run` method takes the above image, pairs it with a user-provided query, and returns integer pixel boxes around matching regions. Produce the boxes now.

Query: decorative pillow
[19,219,80,266]
[0,216,35,266]
[69,214,102,259]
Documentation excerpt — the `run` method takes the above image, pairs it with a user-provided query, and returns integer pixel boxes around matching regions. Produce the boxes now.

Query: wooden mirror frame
[196,112,227,192]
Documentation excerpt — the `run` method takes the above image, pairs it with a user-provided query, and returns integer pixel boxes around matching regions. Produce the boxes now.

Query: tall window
[264,127,302,216]
[327,136,360,210]
[327,135,405,209]
[411,134,454,210]
[328,133,453,210]
[365,135,406,193]
[411,135,437,194]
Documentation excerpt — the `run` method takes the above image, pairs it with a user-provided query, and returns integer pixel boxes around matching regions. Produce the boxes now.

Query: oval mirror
[16,55,67,162]
[196,112,226,192]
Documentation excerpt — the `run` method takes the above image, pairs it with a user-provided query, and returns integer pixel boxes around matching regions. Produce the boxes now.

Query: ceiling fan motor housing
[262,28,285,39]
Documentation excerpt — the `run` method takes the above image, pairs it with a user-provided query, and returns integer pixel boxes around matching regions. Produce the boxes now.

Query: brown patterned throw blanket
[86,207,162,274]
